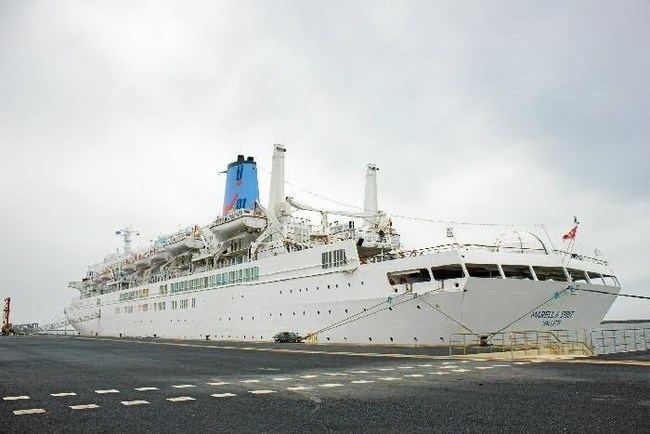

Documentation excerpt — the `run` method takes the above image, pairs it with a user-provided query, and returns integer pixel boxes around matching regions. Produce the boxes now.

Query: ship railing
[448,329,595,358]
[590,328,649,354]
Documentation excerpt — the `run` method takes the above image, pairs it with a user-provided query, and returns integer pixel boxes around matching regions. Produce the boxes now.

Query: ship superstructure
[65,146,621,344]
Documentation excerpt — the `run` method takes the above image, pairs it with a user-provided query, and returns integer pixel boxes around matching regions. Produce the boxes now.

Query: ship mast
[115,226,139,255]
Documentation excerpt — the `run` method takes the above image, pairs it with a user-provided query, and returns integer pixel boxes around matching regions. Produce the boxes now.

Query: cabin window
[387,268,431,285]
[567,268,588,283]
[322,249,347,269]
[502,265,534,280]
[602,275,619,286]
[533,267,567,282]
[431,264,465,280]
[591,273,619,286]
[465,264,501,278]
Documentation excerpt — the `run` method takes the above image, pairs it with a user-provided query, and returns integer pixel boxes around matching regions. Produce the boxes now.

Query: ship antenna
[115,226,140,255]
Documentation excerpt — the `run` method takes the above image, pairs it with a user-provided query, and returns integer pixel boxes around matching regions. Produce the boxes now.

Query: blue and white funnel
[222,155,260,215]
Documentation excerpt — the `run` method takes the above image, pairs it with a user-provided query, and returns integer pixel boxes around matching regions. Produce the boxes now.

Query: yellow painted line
[75,337,458,360]
[13,408,46,415]
[564,359,650,367]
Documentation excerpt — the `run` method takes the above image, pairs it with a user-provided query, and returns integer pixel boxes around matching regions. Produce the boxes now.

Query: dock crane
[2,297,13,335]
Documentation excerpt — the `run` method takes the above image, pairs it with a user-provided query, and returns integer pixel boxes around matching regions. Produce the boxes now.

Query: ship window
[533,267,567,281]
[191,298,196,308]
[387,268,431,285]
[502,265,533,280]
[322,249,347,269]
[567,268,588,283]
[465,264,501,278]
[431,264,465,280]
[602,274,619,286]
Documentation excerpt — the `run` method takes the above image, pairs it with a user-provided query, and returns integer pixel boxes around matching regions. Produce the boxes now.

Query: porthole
[328,310,331,314]
[241,316,243,320]
[345,309,348,313]
[361,281,364,285]
[317,286,320,290]
[317,311,320,315]
[327,285,330,289]
[252,316,254,320]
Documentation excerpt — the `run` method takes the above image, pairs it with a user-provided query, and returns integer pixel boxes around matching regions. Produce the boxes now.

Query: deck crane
[2,297,13,335]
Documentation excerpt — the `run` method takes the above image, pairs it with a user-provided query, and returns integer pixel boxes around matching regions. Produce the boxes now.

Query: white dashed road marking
[404,374,425,378]
[440,366,458,369]
[417,364,433,367]
[240,379,260,383]
[207,382,230,386]
[95,389,119,394]
[249,390,276,394]
[491,364,510,367]
[300,375,318,379]
[430,371,450,375]
[351,380,375,384]
[51,392,76,397]
[70,404,99,410]
[212,393,237,398]
[377,368,395,371]
[320,383,344,388]
[121,400,150,406]
[167,396,195,402]
[377,377,401,381]
[324,373,348,376]
[398,366,415,369]
[134,387,159,391]
[287,386,312,391]
[3,396,30,401]
[452,369,470,373]
[272,377,291,381]
[172,385,196,389]
[475,366,494,370]
[349,370,371,374]
[513,362,530,365]
[13,408,46,415]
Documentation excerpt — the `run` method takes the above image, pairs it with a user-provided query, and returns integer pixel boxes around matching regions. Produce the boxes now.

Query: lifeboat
[210,210,266,240]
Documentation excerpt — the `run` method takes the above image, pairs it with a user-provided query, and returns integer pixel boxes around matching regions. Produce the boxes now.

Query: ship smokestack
[267,144,287,222]
[222,154,260,216]
[363,163,379,227]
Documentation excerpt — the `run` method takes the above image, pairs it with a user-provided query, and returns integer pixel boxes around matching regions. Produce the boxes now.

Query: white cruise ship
[65,145,621,345]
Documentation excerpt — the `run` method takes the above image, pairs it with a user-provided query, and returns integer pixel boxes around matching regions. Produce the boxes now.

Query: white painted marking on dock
[51,392,76,397]
[249,390,276,394]
[460,360,470,363]
[240,379,260,383]
[452,369,470,373]
[324,373,348,376]
[13,408,46,415]
[475,366,493,370]
[286,386,312,391]
[272,377,291,381]
[513,362,530,365]
[320,383,344,388]
[430,371,450,375]
[300,375,318,379]
[442,361,455,364]
[207,382,230,386]
[377,368,395,371]
[3,396,30,401]
[398,366,415,369]
[491,364,510,367]
[134,387,159,391]
[95,389,119,394]
[166,396,195,402]
[403,374,425,378]
[258,367,281,371]
[440,365,458,369]
[172,384,196,389]
[351,380,375,384]
[349,370,371,374]
[121,400,150,406]
[377,377,400,381]
[70,404,99,410]
[211,393,236,398]
[417,364,433,367]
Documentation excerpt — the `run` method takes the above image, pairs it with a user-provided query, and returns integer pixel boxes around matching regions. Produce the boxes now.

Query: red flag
[562,225,578,240]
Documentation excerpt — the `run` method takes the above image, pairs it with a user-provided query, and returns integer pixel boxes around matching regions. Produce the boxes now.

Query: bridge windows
[322,249,347,269]
[533,267,567,282]
[567,268,589,283]
[387,268,431,285]
[431,264,465,281]
[501,265,534,280]
[465,264,501,278]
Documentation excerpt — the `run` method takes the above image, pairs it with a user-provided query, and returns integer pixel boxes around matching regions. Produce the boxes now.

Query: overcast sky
[1,1,648,324]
